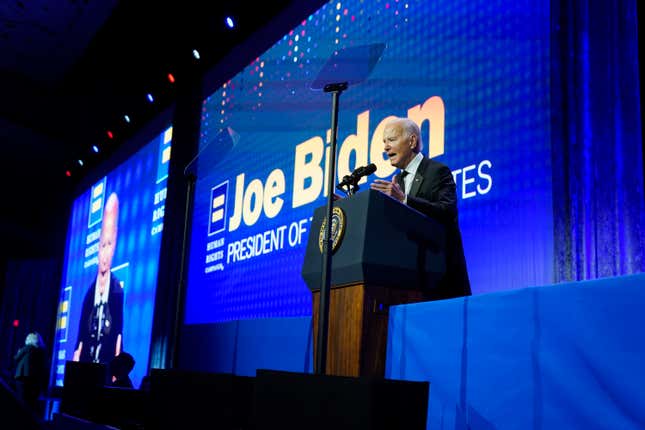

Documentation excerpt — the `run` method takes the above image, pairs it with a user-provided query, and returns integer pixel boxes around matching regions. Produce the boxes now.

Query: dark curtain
[0,259,60,385]
[551,0,645,282]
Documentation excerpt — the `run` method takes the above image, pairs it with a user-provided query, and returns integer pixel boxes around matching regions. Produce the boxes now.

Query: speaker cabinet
[60,361,107,421]
[145,368,254,430]
[252,369,429,430]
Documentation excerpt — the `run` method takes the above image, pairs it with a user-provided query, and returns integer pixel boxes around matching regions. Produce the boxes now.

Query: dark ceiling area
[0,0,311,261]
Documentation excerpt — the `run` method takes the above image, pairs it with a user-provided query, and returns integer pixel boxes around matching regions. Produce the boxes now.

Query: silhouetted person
[139,374,151,392]
[108,352,135,389]
[14,332,47,416]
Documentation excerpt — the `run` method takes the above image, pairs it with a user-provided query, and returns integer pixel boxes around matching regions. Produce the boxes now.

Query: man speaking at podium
[370,117,471,300]
[73,192,124,364]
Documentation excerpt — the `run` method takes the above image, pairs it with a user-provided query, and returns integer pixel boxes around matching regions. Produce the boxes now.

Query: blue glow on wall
[185,0,553,324]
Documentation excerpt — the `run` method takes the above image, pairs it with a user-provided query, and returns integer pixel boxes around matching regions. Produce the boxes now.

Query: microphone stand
[310,43,385,375]
[170,171,195,369]
[316,81,347,375]
[336,180,360,197]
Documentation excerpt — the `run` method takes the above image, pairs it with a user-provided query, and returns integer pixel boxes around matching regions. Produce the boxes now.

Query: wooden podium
[302,190,447,377]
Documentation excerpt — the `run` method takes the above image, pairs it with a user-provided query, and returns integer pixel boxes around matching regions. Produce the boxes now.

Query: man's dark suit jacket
[396,156,471,300]
[76,272,124,364]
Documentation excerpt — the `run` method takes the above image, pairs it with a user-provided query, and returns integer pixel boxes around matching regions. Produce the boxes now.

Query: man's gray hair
[395,117,423,153]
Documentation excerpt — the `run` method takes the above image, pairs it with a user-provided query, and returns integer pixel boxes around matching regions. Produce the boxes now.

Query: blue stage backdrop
[184,0,552,324]
[50,126,173,389]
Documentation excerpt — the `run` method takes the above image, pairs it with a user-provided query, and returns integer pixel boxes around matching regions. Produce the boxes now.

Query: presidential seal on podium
[318,206,346,254]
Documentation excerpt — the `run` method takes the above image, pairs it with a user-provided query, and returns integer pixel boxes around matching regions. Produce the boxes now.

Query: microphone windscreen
[365,163,377,174]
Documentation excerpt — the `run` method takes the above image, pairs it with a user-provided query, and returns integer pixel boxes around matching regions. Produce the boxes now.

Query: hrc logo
[88,177,107,228]
[157,126,173,183]
[209,181,229,235]
[56,286,72,341]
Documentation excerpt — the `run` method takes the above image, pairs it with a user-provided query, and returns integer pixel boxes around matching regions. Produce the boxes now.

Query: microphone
[356,163,377,178]
[337,163,377,189]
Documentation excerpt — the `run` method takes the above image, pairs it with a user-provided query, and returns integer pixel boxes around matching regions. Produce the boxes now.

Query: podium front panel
[302,189,445,293]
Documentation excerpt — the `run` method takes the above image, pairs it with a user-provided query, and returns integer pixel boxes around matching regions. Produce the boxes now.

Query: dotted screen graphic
[186,0,552,324]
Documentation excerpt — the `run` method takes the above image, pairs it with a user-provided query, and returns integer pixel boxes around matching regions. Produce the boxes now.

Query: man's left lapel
[409,157,428,197]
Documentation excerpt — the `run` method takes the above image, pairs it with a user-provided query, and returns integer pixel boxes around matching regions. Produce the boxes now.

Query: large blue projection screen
[51,126,173,388]
[185,0,552,324]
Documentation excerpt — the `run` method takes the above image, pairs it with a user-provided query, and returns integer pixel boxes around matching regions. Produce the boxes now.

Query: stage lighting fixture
[192,49,201,60]
[226,16,235,28]
[65,170,71,177]
[107,130,114,139]
[13,319,19,327]
[124,115,131,123]
[92,145,99,153]
[167,73,175,83]
[78,160,84,166]
[147,93,154,103]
